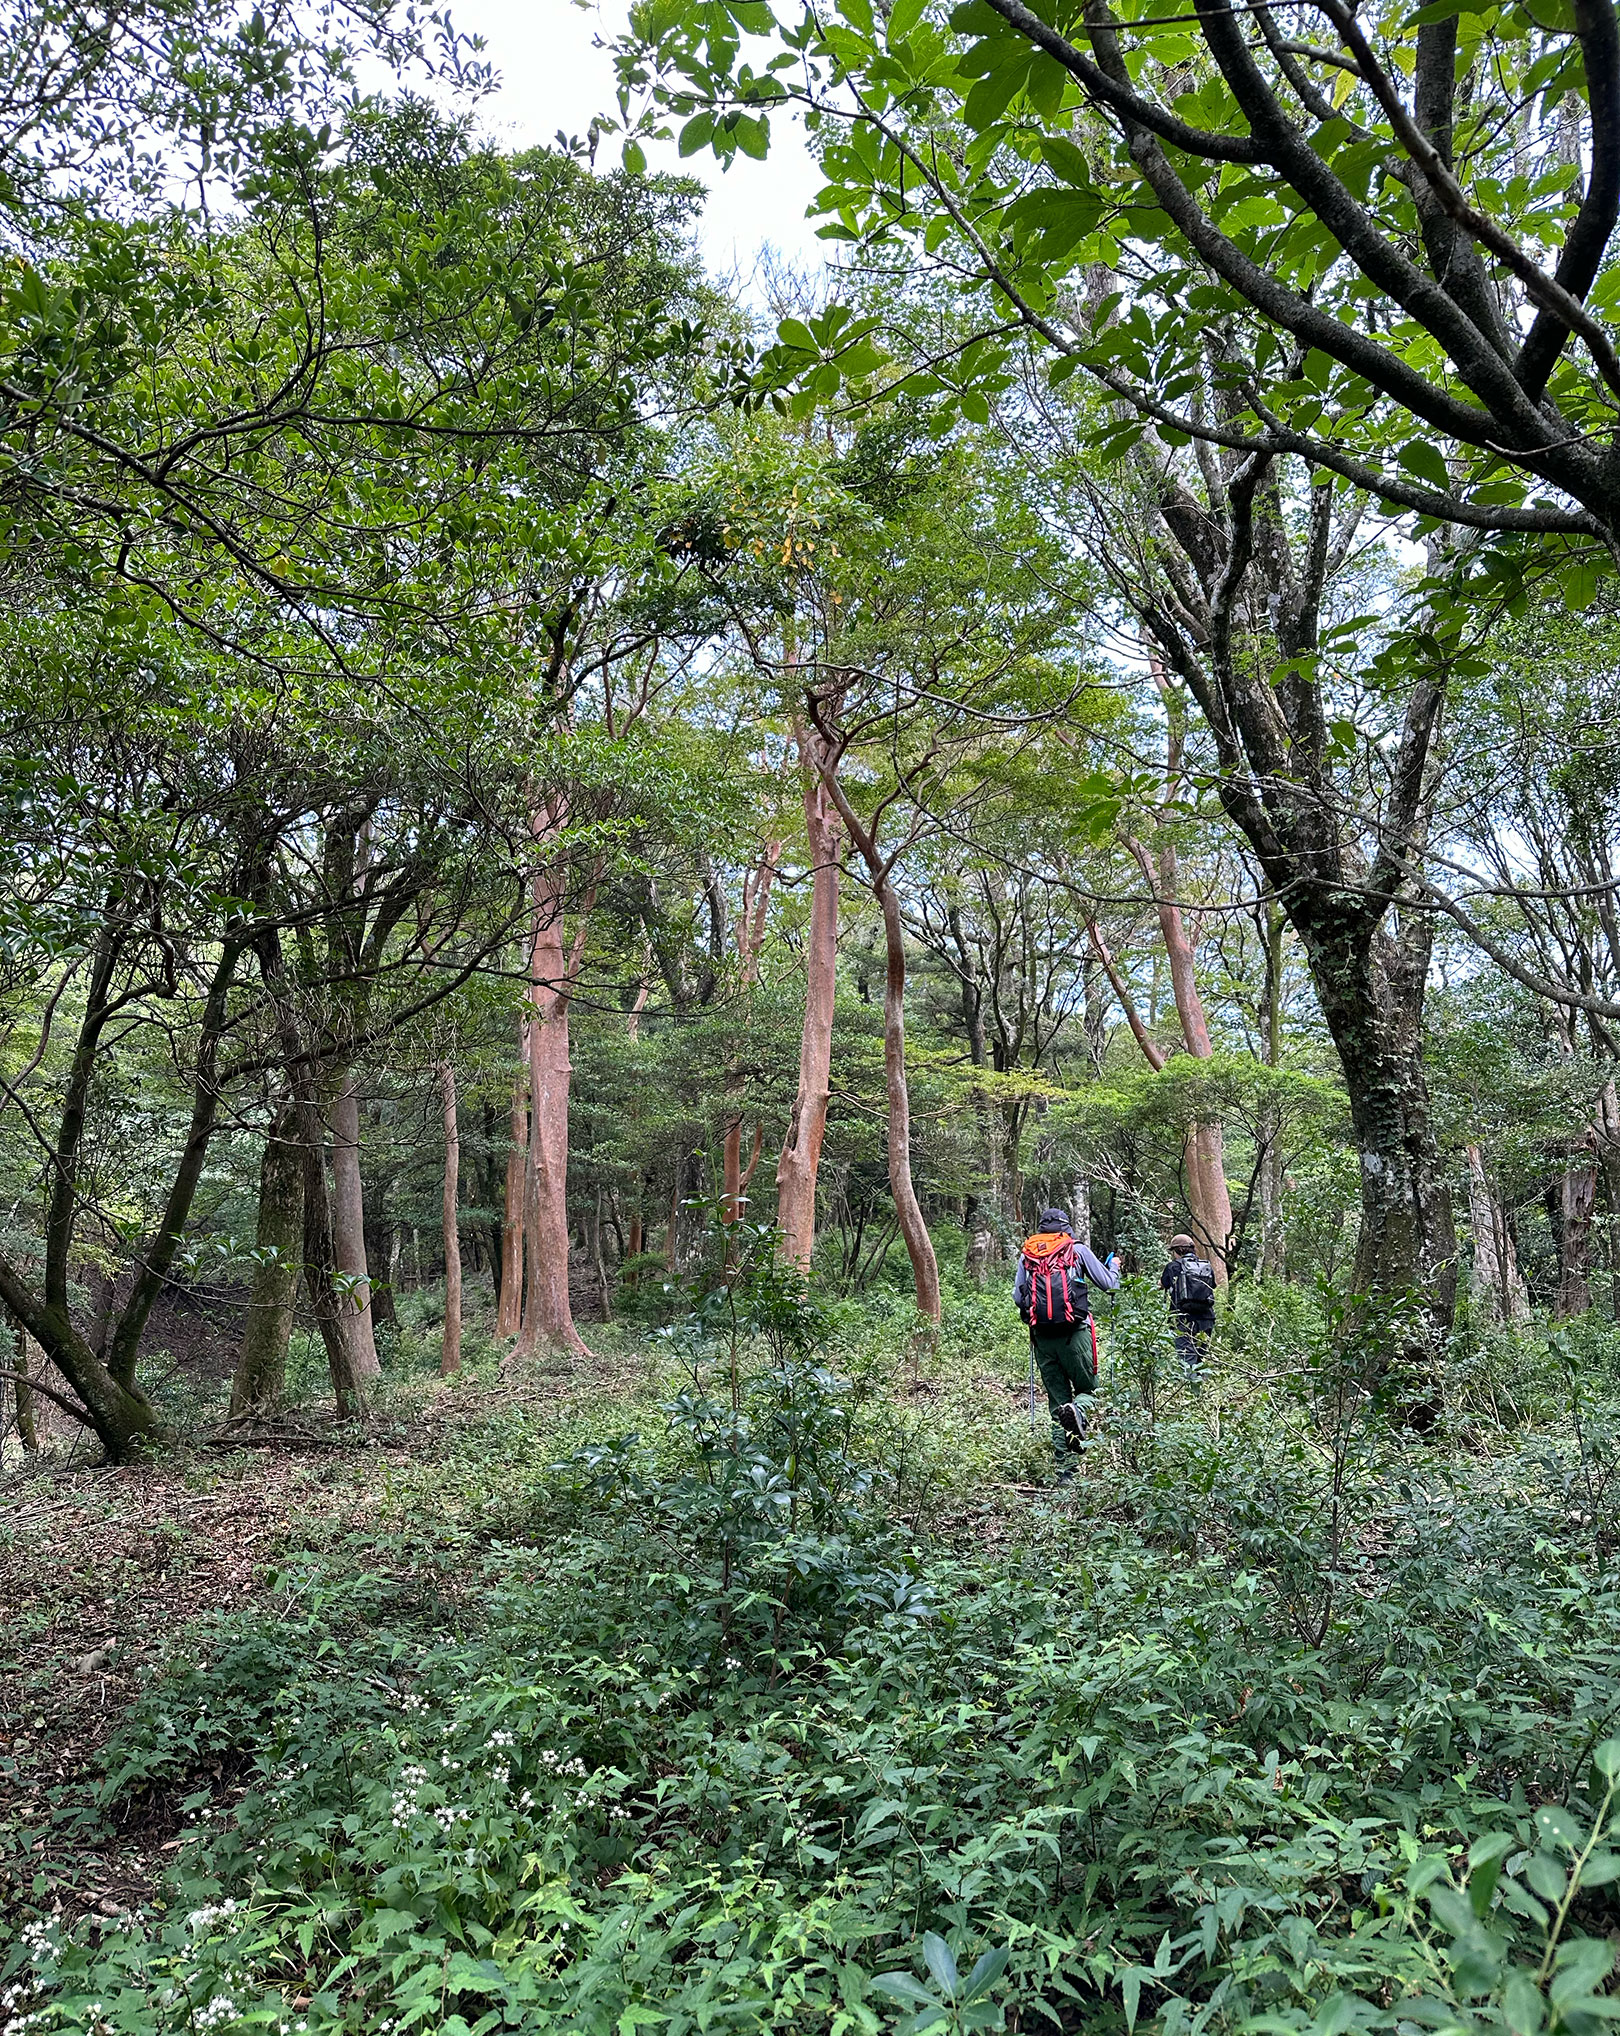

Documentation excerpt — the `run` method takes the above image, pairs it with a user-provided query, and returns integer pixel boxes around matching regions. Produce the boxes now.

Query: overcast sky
[442,0,829,286]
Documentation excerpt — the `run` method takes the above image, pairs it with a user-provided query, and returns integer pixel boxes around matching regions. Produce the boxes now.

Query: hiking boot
[1056,1400,1086,1452]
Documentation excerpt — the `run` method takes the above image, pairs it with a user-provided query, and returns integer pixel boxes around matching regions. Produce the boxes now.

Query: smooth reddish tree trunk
[819,766,941,1324]
[520,823,593,1358]
[329,1076,381,1377]
[776,744,841,1272]
[496,1064,525,1339]
[440,1060,462,1375]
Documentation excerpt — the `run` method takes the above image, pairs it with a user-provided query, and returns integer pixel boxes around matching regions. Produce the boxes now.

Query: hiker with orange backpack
[1015,1207,1119,1476]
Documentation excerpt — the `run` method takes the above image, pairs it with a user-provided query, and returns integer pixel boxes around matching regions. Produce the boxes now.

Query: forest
[2,0,1620,2027]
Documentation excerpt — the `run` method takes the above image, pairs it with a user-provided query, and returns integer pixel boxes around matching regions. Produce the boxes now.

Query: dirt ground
[0,1336,655,1925]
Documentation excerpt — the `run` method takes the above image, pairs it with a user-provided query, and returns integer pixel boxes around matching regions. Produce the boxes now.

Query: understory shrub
[6,1317,1620,2036]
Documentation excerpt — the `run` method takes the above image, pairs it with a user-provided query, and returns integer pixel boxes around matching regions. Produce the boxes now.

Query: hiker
[1161,1233,1217,1372]
[1015,1208,1119,1476]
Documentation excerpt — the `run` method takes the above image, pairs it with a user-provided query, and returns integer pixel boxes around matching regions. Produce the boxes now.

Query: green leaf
[963,1946,1010,2003]
[1594,1739,1620,1779]
[872,1973,940,2007]
[678,112,715,156]
[922,1933,959,2000]
[1503,1972,1545,2036]
[1525,1853,1567,1902]
[1040,133,1093,184]
[1469,1832,1515,1917]
[1551,1938,1613,2006]
[622,140,647,174]
[1397,439,1452,493]
[889,0,928,37]
[1311,1993,1361,2036]
[1535,1806,1585,1852]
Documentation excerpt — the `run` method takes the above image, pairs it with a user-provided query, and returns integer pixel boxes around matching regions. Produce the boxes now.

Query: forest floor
[7,1282,1608,2036]
[0,1333,661,1925]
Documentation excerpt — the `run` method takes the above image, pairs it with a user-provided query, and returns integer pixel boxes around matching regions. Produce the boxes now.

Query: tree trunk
[1296,909,1456,1335]
[1598,1080,1620,1322]
[585,1186,609,1320]
[10,1314,38,1452]
[1257,904,1288,1278]
[519,826,591,1358]
[1129,810,1233,1279]
[297,1103,365,1418]
[230,1098,305,1418]
[366,1213,398,1329]
[327,1077,380,1378]
[723,842,780,1229]
[1071,1177,1092,1249]
[496,1064,526,1339]
[1466,1142,1528,1325]
[1555,1153,1598,1319]
[776,741,842,1271]
[440,1060,462,1375]
[876,872,940,1321]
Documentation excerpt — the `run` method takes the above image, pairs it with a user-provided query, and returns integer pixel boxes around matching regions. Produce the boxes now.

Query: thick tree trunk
[366,1213,398,1330]
[776,748,842,1271]
[230,1099,305,1418]
[519,835,591,1358]
[297,1102,365,1417]
[328,1077,380,1379]
[1297,909,1456,1336]
[1554,1154,1598,1319]
[496,1066,526,1339]
[440,1060,462,1375]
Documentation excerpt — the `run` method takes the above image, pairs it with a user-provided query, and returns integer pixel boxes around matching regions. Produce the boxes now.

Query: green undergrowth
[6,1276,1620,2036]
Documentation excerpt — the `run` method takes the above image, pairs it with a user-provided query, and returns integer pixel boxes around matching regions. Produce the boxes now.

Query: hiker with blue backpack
[1015,1207,1119,1475]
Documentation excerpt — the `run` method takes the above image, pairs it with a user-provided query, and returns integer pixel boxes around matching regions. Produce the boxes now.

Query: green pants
[1032,1323,1096,1462]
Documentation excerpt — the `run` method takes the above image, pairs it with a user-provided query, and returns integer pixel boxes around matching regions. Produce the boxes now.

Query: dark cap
[1037,1207,1072,1231]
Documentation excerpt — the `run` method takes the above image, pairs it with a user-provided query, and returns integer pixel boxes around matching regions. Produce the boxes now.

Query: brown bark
[816,763,941,1324]
[440,1060,462,1375]
[329,1077,380,1379]
[230,1098,304,1418]
[1086,920,1167,1072]
[776,735,842,1271]
[496,1063,526,1339]
[519,811,594,1357]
